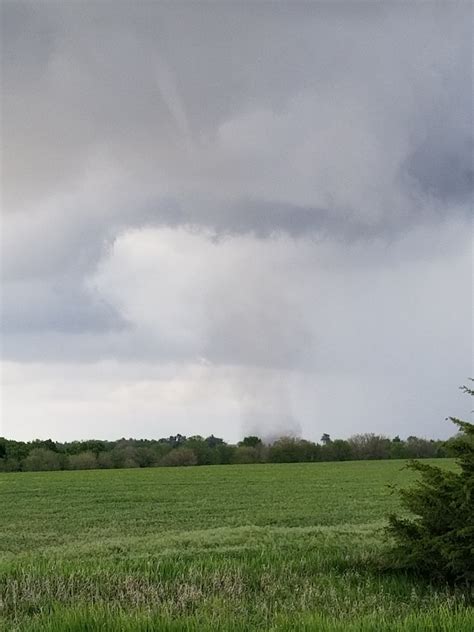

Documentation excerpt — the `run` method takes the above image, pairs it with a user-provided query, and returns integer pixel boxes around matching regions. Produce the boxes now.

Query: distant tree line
[0,432,460,473]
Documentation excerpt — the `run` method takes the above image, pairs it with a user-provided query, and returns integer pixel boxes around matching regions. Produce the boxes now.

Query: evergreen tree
[387,383,474,584]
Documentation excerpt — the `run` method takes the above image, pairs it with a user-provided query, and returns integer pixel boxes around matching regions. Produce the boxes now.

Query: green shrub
[387,384,474,584]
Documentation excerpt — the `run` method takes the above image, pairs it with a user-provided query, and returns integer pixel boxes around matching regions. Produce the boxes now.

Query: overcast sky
[1,2,472,443]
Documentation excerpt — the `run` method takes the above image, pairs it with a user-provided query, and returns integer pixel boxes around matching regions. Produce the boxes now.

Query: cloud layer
[1,2,472,441]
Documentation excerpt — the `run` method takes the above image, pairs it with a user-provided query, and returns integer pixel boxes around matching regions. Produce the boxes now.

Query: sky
[1,1,472,443]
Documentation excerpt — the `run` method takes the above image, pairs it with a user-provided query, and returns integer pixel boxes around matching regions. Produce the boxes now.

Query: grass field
[1,460,472,631]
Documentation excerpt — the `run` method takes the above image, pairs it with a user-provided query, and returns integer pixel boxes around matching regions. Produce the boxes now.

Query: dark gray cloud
[405,134,473,205]
[2,1,471,217]
[1,277,127,334]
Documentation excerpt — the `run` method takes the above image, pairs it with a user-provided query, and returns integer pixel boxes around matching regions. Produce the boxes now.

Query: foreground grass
[1,460,471,630]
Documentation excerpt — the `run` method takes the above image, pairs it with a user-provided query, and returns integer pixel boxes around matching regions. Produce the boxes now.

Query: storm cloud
[1,2,472,442]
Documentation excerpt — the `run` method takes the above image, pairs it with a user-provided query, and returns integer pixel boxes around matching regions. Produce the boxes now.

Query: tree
[68,451,98,470]
[238,436,262,448]
[184,436,215,465]
[160,448,197,467]
[97,451,114,469]
[325,439,352,461]
[0,457,20,472]
[63,439,108,456]
[159,434,187,448]
[387,383,474,584]
[404,436,438,459]
[205,435,224,448]
[134,447,159,468]
[216,444,236,465]
[348,433,391,460]
[268,437,318,463]
[390,436,407,459]
[231,446,260,464]
[22,448,63,471]
[5,440,30,461]
[109,446,139,468]
[30,439,58,453]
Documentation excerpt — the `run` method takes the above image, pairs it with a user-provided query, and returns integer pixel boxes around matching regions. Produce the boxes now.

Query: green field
[1,460,471,631]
